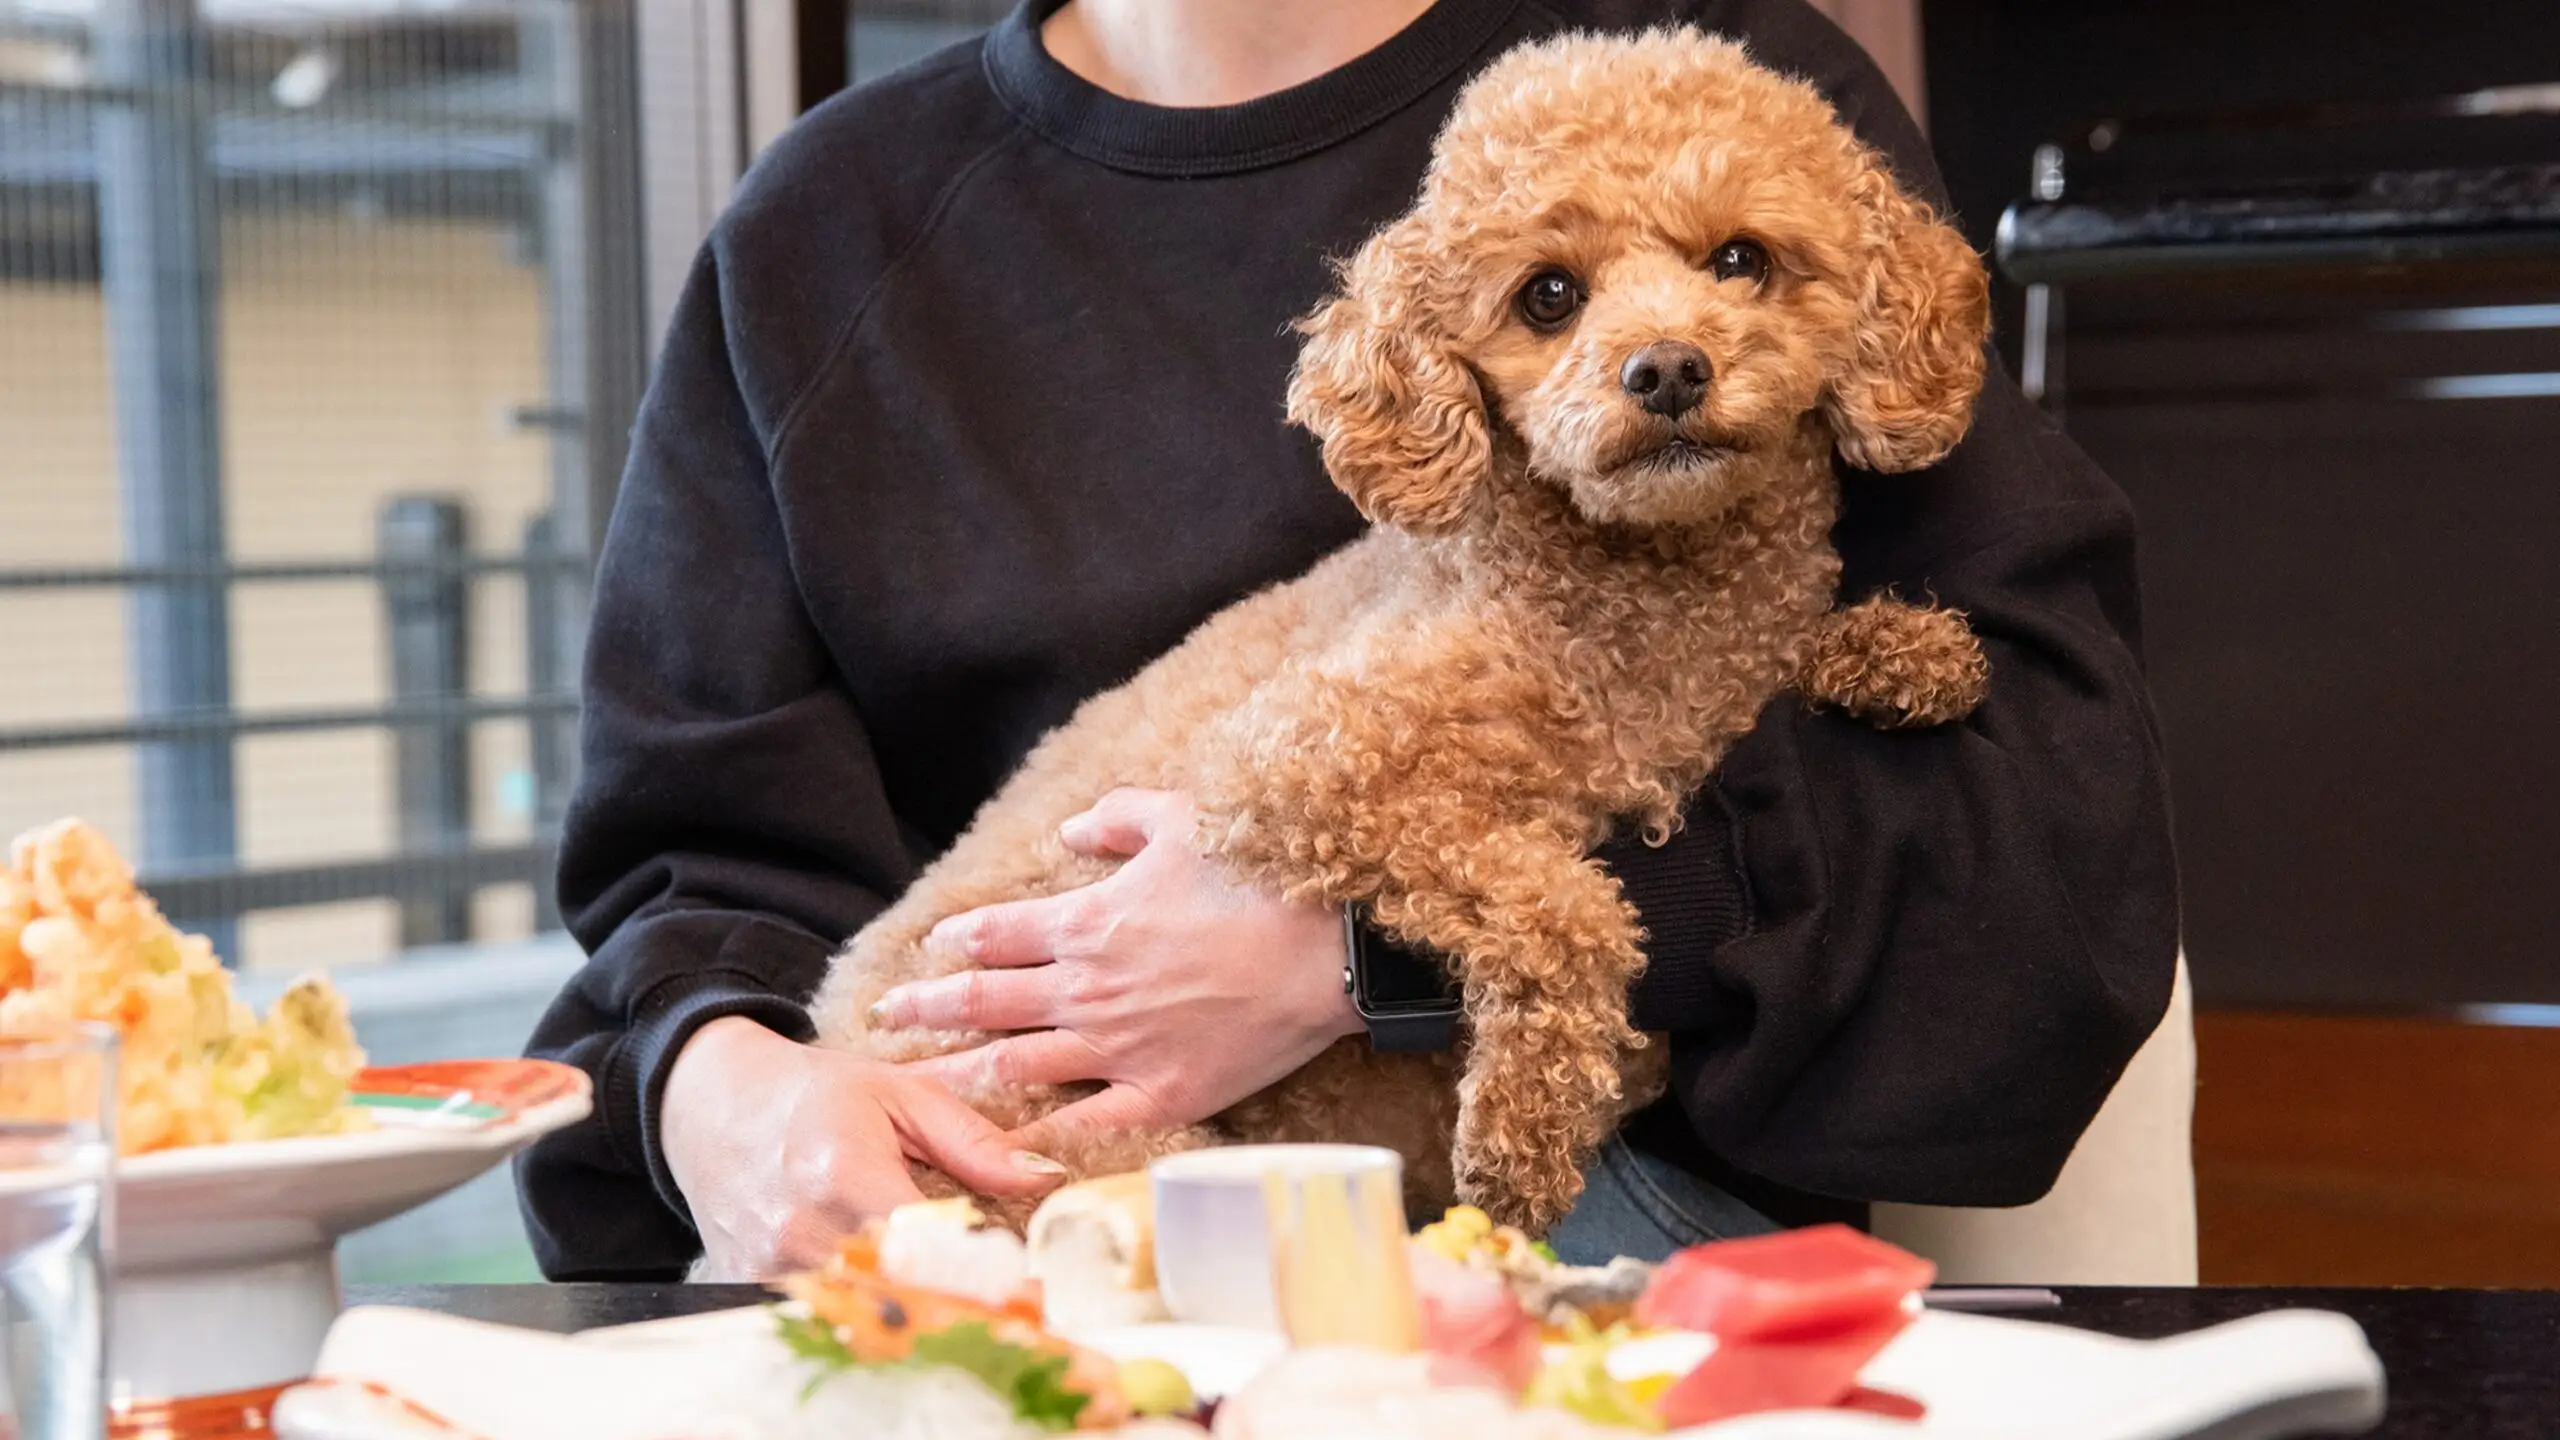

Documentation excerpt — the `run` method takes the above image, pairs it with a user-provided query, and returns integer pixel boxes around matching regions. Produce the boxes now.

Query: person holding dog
[518,0,2179,1282]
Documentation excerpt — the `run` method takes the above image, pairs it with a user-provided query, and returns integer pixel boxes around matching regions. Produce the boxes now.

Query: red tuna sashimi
[1653,1313,1913,1428]
[1635,1224,1935,1342]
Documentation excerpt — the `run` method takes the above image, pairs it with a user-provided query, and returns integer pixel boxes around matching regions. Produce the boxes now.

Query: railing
[2,0,647,965]
[0,496,586,950]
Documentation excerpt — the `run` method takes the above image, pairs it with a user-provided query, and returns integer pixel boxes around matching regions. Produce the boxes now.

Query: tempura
[0,819,368,1153]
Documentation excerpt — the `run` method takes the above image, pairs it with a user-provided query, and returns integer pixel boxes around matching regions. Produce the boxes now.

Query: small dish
[112,1059,591,1403]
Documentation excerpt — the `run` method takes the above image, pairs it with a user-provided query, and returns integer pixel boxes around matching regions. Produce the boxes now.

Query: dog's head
[1288,29,1989,534]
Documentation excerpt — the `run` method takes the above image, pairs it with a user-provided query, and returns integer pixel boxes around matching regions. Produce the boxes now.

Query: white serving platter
[264,1290,2385,1440]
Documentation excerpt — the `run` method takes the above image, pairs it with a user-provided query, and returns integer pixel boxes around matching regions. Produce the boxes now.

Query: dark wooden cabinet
[1923,0,2560,1011]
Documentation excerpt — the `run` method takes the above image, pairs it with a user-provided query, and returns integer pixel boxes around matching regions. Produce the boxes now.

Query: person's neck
[1040,0,1439,108]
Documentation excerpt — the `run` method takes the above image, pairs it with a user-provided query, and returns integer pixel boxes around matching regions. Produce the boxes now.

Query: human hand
[873,788,1362,1147]
[661,1015,1067,1281]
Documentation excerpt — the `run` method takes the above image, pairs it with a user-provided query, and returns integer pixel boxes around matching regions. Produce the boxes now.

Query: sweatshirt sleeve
[1625,371,2180,1207]
[513,243,918,1280]
[1605,0,2181,1207]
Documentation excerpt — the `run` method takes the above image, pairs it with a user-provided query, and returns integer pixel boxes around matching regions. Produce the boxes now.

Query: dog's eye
[1709,238,1771,286]
[1515,268,1584,330]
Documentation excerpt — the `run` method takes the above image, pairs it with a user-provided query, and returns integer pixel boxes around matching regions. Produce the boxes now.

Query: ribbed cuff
[1610,797,1753,1033]
[622,969,821,1230]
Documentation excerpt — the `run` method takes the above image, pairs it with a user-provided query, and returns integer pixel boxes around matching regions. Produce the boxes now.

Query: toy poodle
[810,26,1993,1235]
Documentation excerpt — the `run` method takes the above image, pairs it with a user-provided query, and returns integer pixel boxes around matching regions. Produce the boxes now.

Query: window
[1,0,646,1280]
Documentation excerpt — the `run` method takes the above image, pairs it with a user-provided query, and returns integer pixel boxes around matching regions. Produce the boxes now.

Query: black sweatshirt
[516,0,2181,1279]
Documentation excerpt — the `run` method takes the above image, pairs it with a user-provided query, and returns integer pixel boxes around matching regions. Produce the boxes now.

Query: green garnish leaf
[911,1322,1090,1433]
[772,1311,1088,1432]
[774,1311,857,1400]
[1530,1239,1560,1263]
[776,1310,855,1365]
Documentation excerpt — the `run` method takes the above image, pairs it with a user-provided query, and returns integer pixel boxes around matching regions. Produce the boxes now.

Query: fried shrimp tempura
[0,818,369,1154]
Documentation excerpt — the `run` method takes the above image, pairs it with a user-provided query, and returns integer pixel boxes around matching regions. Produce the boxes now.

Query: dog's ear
[1285,216,1492,534]
[1819,155,1992,474]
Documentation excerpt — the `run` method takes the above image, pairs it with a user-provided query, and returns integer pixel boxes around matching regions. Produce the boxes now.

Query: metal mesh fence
[0,0,638,973]
[1,0,1014,1280]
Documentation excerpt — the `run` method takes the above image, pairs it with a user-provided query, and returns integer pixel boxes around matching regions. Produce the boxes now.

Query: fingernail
[868,991,905,1028]
[1011,1150,1068,1177]
[1057,814,1095,846]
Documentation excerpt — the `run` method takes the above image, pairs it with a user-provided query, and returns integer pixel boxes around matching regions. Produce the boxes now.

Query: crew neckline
[982,0,1527,177]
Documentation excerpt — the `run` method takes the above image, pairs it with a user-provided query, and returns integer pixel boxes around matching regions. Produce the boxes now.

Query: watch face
[1357,936,1460,1009]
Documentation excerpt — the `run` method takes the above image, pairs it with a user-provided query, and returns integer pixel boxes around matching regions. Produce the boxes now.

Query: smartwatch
[1343,906,1464,1053]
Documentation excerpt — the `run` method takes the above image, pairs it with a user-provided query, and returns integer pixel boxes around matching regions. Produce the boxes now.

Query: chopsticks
[1920,1287,2062,1313]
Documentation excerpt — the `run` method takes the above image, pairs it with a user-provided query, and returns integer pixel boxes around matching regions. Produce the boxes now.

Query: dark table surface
[345,1284,2560,1439]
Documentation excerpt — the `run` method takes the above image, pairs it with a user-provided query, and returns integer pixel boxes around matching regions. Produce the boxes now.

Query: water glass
[0,1024,115,1440]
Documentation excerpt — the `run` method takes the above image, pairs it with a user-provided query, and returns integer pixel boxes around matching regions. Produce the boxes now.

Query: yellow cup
[1150,1143,1420,1351]
[1261,1159,1420,1352]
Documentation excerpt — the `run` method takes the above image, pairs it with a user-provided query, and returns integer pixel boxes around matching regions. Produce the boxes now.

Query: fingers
[767,1165,926,1276]
[883,1071,1070,1198]
[905,1028,1109,1094]
[1012,1082,1169,1153]
[872,964,1064,1032]
[766,1215,877,1277]
[926,892,1071,969]
[1058,787,1179,858]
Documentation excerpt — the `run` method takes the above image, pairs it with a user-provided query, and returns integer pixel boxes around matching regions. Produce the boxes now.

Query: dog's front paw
[1803,596,1988,729]
[1450,1010,1626,1235]
[1454,1137,1588,1236]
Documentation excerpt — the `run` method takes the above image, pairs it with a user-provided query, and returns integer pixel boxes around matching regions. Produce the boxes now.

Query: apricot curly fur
[807,28,1993,1235]
[1805,595,1990,728]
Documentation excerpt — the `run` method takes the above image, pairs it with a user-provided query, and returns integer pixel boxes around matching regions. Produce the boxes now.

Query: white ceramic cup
[1150,1144,1404,1332]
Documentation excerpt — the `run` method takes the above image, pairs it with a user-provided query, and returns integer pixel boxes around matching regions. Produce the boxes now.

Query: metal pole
[578,0,651,556]
[524,0,647,570]
[522,511,569,932]
[380,498,474,947]
[633,0,742,356]
[92,0,239,962]
[522,0,646,930]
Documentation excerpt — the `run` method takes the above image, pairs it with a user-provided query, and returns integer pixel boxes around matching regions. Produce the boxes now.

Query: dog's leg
[1193,638,1653,1235]
[1402,849,1648,1236]
[1215,782,1646,1232]
[1801,594,1988,728]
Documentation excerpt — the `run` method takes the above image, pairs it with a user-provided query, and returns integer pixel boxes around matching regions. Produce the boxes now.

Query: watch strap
[1364,1004,1462,1053]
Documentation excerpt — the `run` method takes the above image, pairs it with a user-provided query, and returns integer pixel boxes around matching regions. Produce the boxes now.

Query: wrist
[662,1016,776,1175]
[673,1013,775,1078]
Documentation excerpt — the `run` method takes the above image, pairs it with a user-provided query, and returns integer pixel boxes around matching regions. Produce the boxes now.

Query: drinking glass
[1261,1155,1420,1352]
[1149,1143,1419,1348]
[0,1024,115,1440]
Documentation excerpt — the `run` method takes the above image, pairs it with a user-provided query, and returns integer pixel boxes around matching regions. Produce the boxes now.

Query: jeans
[1543,1134,1779,1266]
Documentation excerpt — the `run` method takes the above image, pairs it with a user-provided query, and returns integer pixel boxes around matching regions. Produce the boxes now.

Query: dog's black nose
[1620,341,1711,418]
